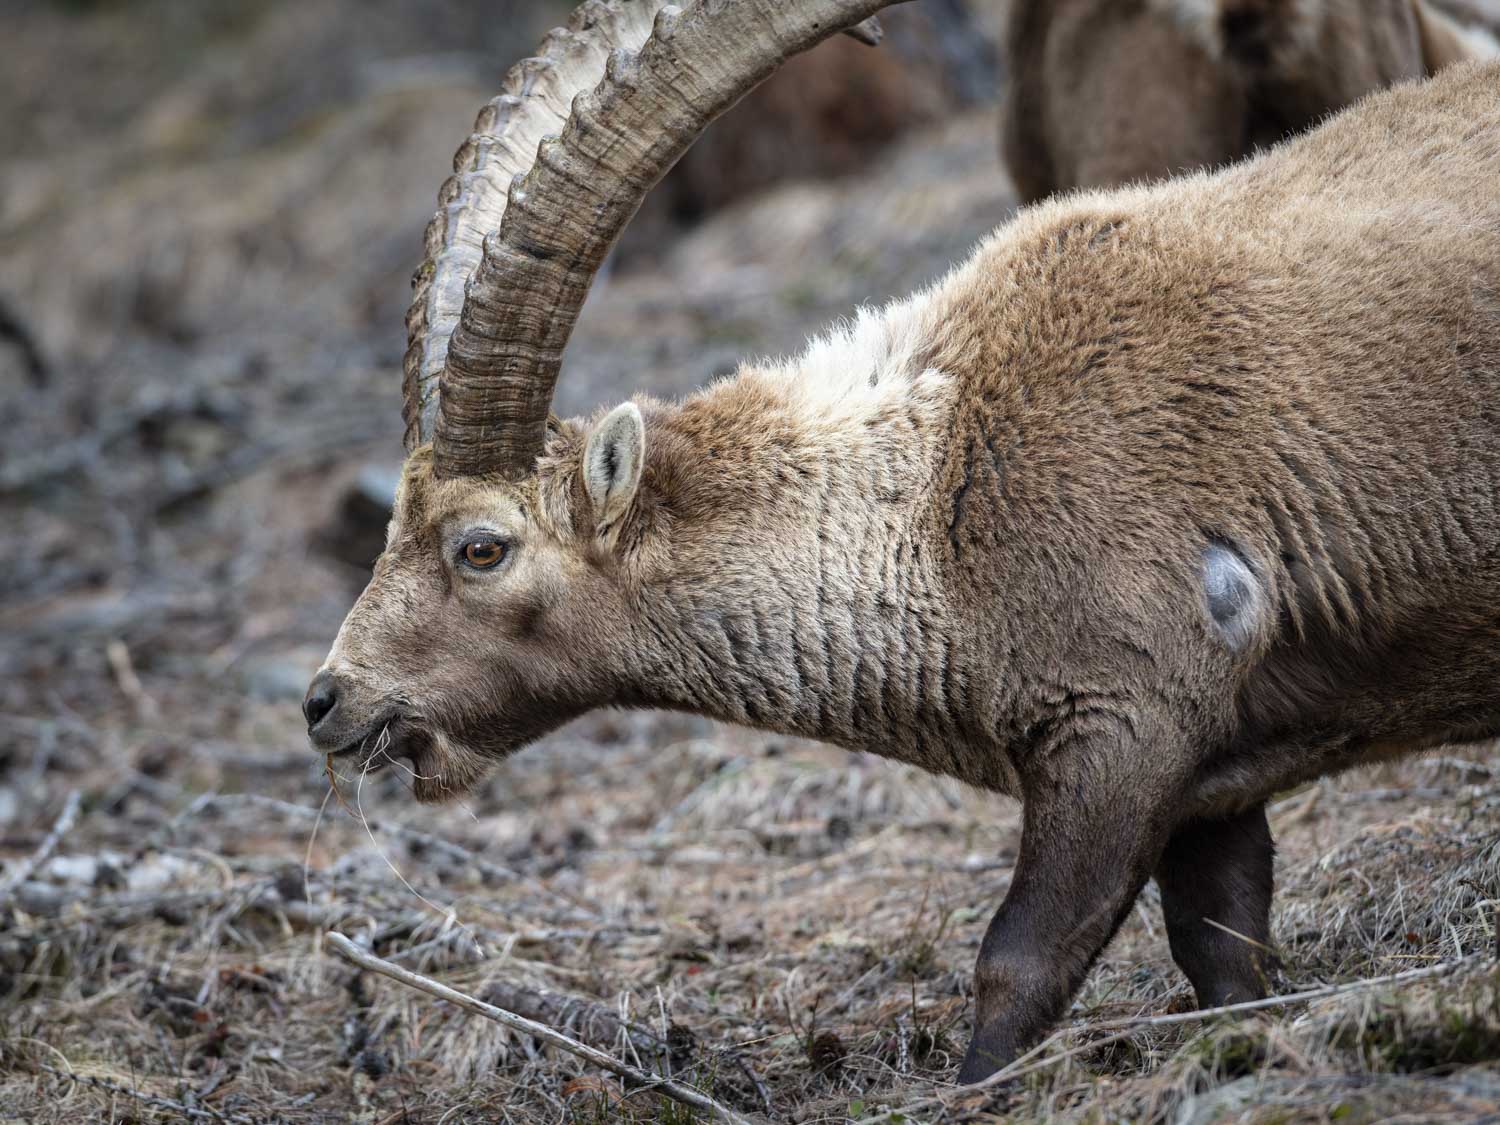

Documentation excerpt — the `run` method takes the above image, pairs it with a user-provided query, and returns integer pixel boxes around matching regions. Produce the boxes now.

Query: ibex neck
[626,297,1015,788]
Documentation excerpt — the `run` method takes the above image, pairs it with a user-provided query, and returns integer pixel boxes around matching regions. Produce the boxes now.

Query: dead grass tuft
[1,728,1496,1122]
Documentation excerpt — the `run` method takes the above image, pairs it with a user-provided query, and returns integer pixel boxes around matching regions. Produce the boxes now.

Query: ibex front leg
[957,727,1188,1084]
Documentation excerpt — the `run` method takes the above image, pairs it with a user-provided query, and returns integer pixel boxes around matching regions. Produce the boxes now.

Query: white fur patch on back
[749,290,952,431]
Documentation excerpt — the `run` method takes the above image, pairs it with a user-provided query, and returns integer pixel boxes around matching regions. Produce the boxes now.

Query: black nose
[303,671,339,728]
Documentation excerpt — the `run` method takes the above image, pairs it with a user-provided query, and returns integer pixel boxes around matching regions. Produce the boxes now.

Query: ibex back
[302,0,1500,1084]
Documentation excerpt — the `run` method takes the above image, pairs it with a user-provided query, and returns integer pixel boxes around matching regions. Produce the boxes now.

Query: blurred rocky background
[1,0,1007,717]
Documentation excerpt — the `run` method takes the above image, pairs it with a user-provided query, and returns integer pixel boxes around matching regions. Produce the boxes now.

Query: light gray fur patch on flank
[1202,540,1262,652]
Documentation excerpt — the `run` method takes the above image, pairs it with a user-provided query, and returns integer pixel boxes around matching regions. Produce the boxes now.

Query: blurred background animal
[1002,0,1500,202]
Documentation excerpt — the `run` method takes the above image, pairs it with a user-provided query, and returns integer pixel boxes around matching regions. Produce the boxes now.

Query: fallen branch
[483,978,685,1065]
[0,790,81,904]
[325,932,756,1125]
[481,977,773,1115]
[106,639,160,720]
[859,953,1492,1124]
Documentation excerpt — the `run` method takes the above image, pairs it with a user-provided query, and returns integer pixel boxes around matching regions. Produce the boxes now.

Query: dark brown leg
[956,740,1184,1084]
[1155,802,1277,1008]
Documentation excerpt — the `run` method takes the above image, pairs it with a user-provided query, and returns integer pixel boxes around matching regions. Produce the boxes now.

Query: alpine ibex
[304,0,1500,1084]
[1003,0,1500,203]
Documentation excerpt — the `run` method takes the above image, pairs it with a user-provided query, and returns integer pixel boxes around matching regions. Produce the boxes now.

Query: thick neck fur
[589,296,1023,788]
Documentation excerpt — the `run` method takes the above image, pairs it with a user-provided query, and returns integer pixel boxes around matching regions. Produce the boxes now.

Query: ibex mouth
[327,741,390,773]
[324,715,415,779]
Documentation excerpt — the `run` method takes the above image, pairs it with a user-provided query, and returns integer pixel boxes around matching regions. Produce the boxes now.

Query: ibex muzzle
[307,0,1500,1086]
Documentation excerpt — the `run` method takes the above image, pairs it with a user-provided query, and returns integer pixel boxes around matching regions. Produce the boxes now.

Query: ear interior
[584,402,645,531]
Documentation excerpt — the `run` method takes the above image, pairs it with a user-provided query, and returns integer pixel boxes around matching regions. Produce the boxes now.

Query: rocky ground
[2,1,1498,1122]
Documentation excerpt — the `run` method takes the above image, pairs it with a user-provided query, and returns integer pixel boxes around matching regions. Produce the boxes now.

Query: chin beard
[406,710,578,804]
[405,727,494,803]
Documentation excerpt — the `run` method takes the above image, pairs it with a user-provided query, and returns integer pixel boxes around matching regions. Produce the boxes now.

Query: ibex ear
[584,402,645,533]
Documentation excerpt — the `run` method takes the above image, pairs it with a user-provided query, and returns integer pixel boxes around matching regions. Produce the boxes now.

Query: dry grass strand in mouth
[324,750,359,820]
[312,725,484,957]
[303,781,336,907]
[344,729,486,958]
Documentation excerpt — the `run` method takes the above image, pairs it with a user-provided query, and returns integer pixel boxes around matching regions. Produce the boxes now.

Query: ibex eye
[461,538,507,569]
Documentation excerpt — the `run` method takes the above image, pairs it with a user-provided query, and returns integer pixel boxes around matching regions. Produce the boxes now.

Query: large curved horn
[416,0,900,480]
[403,1,672,451]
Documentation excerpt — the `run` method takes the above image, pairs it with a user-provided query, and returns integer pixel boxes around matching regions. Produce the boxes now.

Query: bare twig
[1091,953,1489,1031]
[480,976,770,1113]
[858,953,1491,1124]
[325,933,756,1125]
[734,1047,776,1116]
[106,639,160,720]
[0,789,82,903]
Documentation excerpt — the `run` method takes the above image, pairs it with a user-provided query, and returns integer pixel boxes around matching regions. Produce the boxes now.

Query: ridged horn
[410,0,899,479]
[403,1,672,452]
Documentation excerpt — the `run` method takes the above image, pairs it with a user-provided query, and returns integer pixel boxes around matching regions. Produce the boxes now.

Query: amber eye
[461,538,507,569]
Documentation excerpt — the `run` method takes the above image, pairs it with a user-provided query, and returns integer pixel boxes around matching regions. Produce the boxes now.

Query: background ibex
[304,0,1500,1084]
[1003,0,1500,202]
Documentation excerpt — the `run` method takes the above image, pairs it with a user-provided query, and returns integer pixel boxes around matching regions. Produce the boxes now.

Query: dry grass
[1,713,1496,1123]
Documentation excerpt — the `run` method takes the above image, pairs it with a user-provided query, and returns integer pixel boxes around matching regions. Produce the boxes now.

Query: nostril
[302,672,339,728]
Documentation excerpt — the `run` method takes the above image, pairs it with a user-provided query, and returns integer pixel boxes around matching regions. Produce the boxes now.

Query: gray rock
[13,881,72,918]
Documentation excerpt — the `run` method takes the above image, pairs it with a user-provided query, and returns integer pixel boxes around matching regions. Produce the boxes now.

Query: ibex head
[304,0,901,801]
